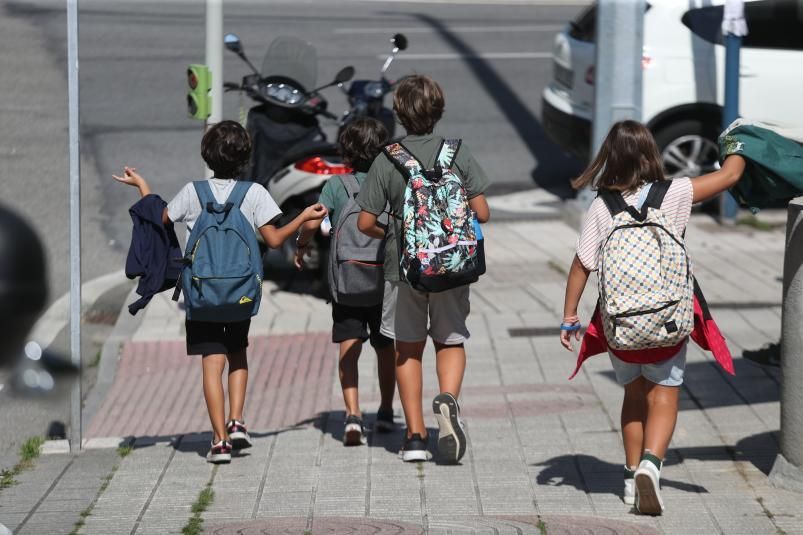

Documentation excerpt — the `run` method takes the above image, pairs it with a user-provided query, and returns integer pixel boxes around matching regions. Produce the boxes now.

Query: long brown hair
[571,120,666,193]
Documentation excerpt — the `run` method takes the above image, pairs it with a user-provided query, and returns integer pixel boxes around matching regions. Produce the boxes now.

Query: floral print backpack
[384,139,484,292]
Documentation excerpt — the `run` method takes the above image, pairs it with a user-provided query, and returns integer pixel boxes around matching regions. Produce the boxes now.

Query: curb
[82,285,146,437]
[29,269,128,351]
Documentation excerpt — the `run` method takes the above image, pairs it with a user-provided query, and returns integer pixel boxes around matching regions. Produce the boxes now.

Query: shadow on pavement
[672,431,780,476]
[533,454,708,497]
[410,13,583,199]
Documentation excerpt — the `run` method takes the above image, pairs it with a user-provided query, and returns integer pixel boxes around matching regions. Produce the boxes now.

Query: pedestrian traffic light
[187,64,211,120]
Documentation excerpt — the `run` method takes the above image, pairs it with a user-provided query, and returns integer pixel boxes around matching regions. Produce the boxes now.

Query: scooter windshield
[261,36,317,92]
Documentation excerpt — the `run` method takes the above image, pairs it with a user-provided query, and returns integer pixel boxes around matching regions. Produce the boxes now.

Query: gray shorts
[380,281,470,345]
[608,342,688,387]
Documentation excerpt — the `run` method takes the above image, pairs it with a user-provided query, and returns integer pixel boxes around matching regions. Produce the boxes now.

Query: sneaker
[375,408,395,433]
[344,414,366,446]
[399,433,430,462]
[623,465,636,505]
[206,440,232,464]
[634,452,664,515]
[432,392,467,463]
[226,420,252,450]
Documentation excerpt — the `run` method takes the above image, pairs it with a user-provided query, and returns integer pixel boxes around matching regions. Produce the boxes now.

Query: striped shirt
[576,178,694,271]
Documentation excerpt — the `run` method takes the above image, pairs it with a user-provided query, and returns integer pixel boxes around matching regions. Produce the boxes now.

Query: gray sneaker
[344,414,366,446]
[433,392,466,463]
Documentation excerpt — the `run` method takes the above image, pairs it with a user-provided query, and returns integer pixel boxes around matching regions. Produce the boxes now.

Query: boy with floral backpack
[357,75,491,463]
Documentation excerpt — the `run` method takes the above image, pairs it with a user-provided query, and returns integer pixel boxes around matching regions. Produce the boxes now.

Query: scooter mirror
[334,66,355,84]
[224,33,243,54]
[392,33,408,51]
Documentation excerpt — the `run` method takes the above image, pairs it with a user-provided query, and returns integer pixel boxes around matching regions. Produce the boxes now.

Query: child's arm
[294,219,323,269]
[112,167,171,225]
[469,194,490,223]
[259,204,327,249]
[560,254,591,351]
[691,154,746,204]
[357,211,386,239]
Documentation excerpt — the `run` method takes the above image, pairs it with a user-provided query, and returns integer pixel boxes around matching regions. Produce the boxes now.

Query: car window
[569,2,651,43]
[682,1,803,51]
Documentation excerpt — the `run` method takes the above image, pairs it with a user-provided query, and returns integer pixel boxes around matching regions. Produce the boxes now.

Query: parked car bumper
[541,92,591,162]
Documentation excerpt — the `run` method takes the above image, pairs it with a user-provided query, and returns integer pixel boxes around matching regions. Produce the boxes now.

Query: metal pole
[67,0,82,452]
[577,0,645,209]
[769,198,803,492]
[719,33,742,223]
[204,0,223,178]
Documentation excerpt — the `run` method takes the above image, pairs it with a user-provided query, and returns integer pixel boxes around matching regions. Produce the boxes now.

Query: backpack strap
[383,142,424,181]
[598,189,629,217]
[643,180,672,210]
[224,180,252,209]
[339,174,360,200]
[436,138,462,169]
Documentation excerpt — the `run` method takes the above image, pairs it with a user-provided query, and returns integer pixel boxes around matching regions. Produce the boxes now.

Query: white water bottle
[321,215,332,236]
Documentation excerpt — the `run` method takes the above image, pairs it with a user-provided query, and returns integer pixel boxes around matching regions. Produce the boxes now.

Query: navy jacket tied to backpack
[126,194,183,315]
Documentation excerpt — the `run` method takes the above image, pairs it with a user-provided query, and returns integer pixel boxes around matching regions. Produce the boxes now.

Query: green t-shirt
[318,172,366,228]
[357,134,490,281]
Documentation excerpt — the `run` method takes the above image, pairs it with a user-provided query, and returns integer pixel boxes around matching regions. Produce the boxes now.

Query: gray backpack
[327,175,385,307]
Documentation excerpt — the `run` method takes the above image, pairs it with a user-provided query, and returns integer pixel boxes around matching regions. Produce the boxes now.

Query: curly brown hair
[338,117,389,173]
[393,75,444,136]
[571,120,666,193]
[201,120,252,179]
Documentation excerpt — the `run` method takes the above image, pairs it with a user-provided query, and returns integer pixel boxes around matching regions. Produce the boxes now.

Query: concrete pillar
[770,197,803,492]
[575,0,645,213]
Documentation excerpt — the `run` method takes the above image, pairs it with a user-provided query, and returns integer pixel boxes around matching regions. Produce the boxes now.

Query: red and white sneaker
[226,420,252,450]
[206,440,232,464]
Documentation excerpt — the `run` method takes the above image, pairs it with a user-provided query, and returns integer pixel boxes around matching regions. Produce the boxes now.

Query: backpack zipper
[613,299,679,320]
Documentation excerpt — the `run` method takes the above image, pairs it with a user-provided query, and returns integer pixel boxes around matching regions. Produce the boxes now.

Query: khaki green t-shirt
[357,134,490,282]
[318,172,366,228]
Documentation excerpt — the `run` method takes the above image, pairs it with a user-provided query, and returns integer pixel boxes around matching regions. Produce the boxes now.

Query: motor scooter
[223,33,408,277]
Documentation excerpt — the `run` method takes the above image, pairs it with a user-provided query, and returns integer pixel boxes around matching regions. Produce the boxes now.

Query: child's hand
[559,317,582,352]
[294,246,307,270]
[112,166,144,187]
[302,203,328,222]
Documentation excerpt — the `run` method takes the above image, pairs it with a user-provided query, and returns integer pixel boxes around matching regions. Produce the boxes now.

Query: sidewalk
[2,214,800,534]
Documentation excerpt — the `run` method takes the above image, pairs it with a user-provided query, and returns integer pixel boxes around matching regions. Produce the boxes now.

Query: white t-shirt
[576,178,694,271]
[167,179,282,238]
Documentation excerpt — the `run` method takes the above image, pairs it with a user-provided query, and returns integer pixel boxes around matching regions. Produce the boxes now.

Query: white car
[542,0,803,178]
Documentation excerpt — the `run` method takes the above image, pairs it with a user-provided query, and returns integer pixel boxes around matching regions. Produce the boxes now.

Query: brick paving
[2,216,802,534]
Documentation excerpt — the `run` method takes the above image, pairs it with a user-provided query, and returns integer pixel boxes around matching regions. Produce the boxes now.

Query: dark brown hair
[571,120,666,193]
[338,117,389,173]
[201,120,252,179]
[393,75,445,135]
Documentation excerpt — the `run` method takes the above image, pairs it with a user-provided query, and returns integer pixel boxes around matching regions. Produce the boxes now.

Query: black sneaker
[206,440,232,464]
[375,408,395,433]
[343,414,365,446]
[226,419,252,450]
[433,392,466,463]
[399,433,430,462]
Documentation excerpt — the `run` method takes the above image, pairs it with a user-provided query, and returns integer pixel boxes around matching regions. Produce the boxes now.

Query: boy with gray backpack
[295,118,396,446]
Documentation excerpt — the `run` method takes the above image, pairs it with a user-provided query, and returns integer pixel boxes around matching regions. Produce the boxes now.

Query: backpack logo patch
[239,296,253,305]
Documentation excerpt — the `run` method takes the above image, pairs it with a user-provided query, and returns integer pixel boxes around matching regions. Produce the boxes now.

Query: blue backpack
[175,181,263,322]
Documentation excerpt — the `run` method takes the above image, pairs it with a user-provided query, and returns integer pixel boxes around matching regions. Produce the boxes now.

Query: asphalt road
[0,0,588,458]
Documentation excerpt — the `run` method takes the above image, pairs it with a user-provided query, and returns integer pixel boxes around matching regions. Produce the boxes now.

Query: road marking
[378,51,552,60]
[334,24,563,34]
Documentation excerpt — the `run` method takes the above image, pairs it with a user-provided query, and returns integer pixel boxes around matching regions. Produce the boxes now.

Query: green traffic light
[187,64,211,120]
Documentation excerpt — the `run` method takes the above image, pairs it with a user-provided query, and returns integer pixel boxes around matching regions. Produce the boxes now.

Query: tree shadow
[410,13,584,199]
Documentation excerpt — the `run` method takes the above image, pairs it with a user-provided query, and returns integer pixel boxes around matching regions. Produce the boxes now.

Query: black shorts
[332,303,393,348]
[186,319,251,355]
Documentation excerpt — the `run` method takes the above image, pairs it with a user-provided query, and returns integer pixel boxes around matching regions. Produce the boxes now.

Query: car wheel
[654,120,720,179]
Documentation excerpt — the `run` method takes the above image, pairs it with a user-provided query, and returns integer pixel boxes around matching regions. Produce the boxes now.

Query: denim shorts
[608,342,688,387]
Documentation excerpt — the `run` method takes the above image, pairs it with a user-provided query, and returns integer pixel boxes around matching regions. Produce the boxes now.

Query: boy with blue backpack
[113,121,327,463]
[294,117,396,446]
[357,75,491,463]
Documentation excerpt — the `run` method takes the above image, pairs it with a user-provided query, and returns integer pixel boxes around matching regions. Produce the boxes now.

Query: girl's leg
[226,349,248,422]
[642,382,681,459]
[396,340,427,438]
[375,342,396,412]
[622,376,648,468]
[434,342,466,398]
[202,354,228,442]
[339,339,363,416]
